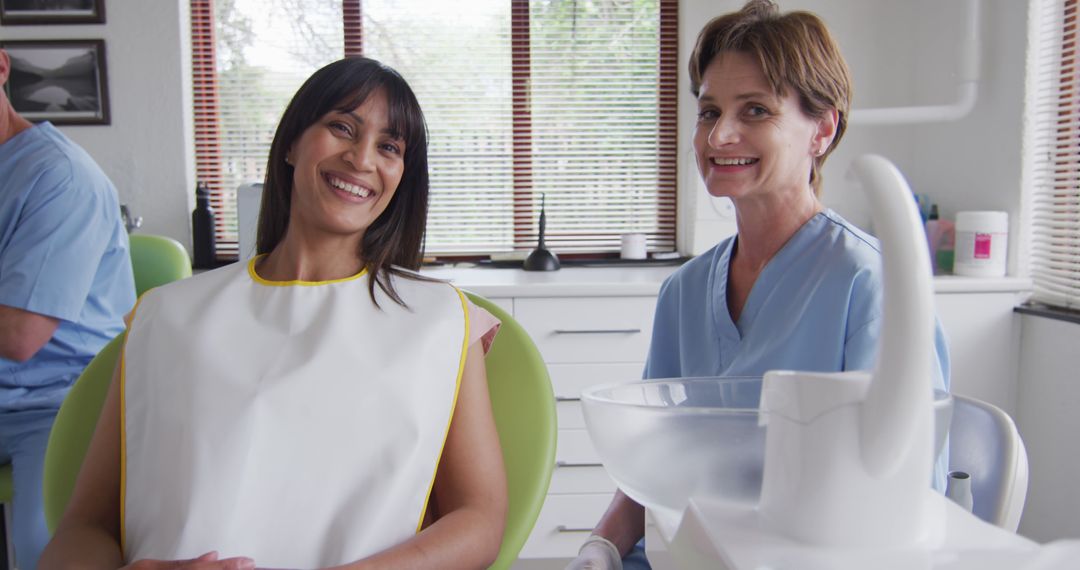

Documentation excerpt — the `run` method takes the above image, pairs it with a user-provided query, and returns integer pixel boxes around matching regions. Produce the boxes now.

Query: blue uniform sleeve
[0,162,115,322]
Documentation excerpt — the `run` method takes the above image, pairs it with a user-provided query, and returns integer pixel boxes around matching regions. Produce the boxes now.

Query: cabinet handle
[555,396,580,402]
[557,461,604,468]
[553,328,642,335]
[556,525,594,533]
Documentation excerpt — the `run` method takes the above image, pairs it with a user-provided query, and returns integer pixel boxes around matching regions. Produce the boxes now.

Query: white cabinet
[521,494,617,560]
[513,296,658,559]
[421,266,677,565]
[933,283,1029,416]
[514,297,656,363]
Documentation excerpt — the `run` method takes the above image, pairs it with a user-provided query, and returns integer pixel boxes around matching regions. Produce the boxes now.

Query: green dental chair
[42,333,125,530]
[466,292,558,568]
[128,234,193,296]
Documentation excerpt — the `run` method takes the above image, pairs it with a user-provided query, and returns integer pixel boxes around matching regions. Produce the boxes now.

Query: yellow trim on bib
[247,255,369,286]
[414,287,471,533]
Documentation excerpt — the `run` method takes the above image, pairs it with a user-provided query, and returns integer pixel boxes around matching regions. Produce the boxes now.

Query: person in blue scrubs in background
[568,2,950,569]
[0,48,135,569]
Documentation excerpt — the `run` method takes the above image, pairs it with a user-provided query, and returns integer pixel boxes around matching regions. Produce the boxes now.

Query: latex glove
[565,535,622,570]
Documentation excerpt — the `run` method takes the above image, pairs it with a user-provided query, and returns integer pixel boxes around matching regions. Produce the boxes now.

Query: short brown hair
[689,0,852,195]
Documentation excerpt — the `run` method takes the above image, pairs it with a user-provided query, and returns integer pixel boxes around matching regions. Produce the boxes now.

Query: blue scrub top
[644,210,950,488]
[0,123,135,411]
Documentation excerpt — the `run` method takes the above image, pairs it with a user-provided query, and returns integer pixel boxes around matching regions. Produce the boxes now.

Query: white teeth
[328,176,372,198]
[712,157,757,166]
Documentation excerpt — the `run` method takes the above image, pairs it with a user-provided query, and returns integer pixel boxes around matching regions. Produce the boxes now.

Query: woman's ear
[812,107,840,157]
[283,131,305,167]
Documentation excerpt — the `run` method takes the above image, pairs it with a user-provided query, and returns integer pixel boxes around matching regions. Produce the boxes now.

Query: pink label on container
[974,233,992,258]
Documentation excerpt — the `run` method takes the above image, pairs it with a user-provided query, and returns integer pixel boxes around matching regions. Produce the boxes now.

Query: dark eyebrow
[338,110,404,141]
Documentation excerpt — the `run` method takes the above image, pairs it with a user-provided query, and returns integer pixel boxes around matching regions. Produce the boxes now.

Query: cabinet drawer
[556,428,601,466]
[550,464,617,494]
[521,493,615,559]
[549,362,645,400]
[557,399,585,430]
[552,429,615,494]
[515,297,656,363]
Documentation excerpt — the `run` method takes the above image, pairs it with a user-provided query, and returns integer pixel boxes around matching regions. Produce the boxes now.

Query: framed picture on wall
[0,40,110,125]
[0,0,105,25]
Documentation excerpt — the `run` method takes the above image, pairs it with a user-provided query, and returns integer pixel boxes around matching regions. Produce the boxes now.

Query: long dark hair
[257,57,430,306]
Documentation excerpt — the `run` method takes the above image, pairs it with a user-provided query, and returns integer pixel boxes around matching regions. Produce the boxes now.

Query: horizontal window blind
[362,0,517,255]
[191,0,676,258]
[191,0,344,259]
[1030,0,1080,309]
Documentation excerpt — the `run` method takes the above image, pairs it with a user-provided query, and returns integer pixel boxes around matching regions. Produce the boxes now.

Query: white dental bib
[121,260,469,567]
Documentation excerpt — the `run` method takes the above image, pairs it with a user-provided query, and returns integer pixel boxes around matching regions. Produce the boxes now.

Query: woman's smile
[710,156,759,167]
[324,171,375,202]
[704,155,761,177]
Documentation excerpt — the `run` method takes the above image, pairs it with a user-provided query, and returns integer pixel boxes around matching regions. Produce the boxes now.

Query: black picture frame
[0,0,105,25]
[0,39,110,125]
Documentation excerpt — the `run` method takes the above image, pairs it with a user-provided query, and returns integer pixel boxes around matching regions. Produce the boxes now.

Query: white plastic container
[620,233,647,260]
[954,211,1008,277]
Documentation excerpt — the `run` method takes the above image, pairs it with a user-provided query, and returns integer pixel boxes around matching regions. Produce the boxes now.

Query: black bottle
[192,182,217,269]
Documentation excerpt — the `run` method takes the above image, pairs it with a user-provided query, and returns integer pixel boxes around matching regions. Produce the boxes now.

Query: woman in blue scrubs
[568,1,950,569]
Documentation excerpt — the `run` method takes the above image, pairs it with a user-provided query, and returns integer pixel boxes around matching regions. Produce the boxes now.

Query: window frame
[1026,0,1080,310]
[190,0,678,261]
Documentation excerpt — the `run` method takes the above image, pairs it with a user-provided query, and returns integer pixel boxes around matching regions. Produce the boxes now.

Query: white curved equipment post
[850,154,935,478]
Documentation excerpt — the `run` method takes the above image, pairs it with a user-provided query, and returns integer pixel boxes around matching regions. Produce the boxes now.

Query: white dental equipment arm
[756,154,937,547]
[852,154,935,477]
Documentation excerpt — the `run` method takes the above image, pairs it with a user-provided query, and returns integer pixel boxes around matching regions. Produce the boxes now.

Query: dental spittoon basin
[581,377,953,533]
[581,155,1079,568]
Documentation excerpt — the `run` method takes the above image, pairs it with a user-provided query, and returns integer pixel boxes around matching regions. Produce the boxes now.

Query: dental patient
[41,57,507,570]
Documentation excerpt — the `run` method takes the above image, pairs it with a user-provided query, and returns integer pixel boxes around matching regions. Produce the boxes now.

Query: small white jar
[954,211,1008,277]
[620,233,647,260]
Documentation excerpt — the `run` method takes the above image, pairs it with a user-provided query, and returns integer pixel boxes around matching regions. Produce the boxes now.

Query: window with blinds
[191,0,677,260]
[1029,0,1079,309]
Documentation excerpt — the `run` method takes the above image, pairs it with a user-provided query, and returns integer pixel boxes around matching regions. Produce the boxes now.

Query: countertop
[418,264,1033,298]
[419,264,682,297]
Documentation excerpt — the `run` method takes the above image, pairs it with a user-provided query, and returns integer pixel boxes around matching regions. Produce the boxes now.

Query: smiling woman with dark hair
[41,57,507,570]
[257,57,433,307]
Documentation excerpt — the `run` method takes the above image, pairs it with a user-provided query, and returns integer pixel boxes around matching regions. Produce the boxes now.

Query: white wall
[1,0,194,252]
[677,0,1028,274]
[1015,314,1080,542]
